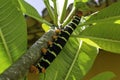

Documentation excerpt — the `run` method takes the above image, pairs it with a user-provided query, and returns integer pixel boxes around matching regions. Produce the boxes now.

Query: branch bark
[0,30,55,80]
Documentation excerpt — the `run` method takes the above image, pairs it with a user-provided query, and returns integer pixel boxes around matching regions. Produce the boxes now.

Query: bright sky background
[25,0,74,16]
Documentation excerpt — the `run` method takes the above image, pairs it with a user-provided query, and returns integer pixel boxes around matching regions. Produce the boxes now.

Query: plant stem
[62,6,76,27]
[52,0,58,26]
[59,0,68,24]
[44,0,55,22]
[42,19,53,27]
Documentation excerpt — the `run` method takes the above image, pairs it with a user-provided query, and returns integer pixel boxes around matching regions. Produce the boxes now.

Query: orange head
[76,11,83,17]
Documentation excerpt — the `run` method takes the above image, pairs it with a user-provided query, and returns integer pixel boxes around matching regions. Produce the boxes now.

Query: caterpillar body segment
[32,11,82,73]
[54,36,67,47]
[43,49,56,62]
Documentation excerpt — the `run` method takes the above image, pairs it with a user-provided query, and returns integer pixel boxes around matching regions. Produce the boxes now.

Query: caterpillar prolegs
[30,11,83,73]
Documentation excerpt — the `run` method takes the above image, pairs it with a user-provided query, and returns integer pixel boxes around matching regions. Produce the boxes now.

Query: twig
[0,30,55,80]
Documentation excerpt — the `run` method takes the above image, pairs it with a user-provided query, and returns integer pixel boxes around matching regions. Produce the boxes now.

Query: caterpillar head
[76,11,83,17]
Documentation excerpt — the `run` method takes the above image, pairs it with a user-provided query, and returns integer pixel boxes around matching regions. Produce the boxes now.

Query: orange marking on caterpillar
[41,67,46,73]
[47,41,53,46]
[55,29,61,34]
[41,48,47,54]
[29,65,39,74]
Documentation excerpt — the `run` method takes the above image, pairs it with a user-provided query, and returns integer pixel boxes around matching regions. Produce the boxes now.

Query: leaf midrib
[80,35,120,43]
[0,29,13,63]
[83,15,120,25]
[64,40,83,80]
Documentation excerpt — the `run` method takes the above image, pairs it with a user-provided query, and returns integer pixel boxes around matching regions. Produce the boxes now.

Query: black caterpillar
[30,11,82,73]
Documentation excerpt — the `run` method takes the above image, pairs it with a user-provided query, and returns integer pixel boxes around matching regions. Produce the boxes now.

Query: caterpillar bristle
[30,65,39,74]
[55,29,61,34]
[41,48,47,54]
[47,41,53,46]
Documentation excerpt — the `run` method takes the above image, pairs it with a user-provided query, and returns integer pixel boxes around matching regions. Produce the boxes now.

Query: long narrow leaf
[0,0,27,73]
[18,0,52,26]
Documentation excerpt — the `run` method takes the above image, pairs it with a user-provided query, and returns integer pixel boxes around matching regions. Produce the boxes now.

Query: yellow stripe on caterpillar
[71,22,78,27]
[37,63,43,69]
[73,18,80,22]
[47,49,57,57]
[63,30,70,36]
[41,57,51,64]
[66,25,74,31]
[53,42,63,49]
[58,36,67,42]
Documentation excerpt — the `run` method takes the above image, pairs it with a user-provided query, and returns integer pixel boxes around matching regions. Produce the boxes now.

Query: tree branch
[0,30,55,80]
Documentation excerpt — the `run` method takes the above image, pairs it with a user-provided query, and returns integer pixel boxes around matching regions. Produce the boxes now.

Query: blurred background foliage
[26,0,119,48]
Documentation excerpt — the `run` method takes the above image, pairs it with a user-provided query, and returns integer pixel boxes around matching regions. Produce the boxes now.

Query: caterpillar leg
[29,65,39,74]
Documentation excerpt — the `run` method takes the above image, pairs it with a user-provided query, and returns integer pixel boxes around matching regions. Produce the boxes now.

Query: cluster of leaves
[0,0,120,80]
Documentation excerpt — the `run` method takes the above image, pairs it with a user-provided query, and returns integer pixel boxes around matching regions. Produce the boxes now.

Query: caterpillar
[30,11,83,73]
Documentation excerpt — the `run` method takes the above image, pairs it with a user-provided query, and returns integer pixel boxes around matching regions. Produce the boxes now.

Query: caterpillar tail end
[41,67,46,73]
[29,65,39,74]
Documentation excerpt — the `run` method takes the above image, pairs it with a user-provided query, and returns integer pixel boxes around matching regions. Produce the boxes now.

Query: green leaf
[86,1,120,24]
[59,0,68,24]
[40,38,98,80]
[90,71,116,80]
[74,0,90,11]
[18,0,52,26]
[0,0,27,73]
[18,0,41,18]
[78,1,120,53]
[42,23,50,32]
